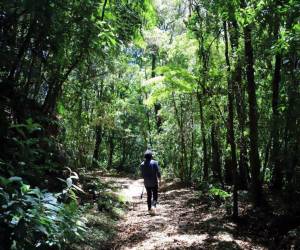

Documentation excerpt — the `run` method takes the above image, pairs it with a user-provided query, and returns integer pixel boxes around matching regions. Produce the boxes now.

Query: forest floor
[99,176,268,250]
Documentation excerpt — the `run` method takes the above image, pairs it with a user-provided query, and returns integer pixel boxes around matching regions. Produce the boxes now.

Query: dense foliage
[0,0,154,248]
[0,176,86,249]
[0,0,299,248]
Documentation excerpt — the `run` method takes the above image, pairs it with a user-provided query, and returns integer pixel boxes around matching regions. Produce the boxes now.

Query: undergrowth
[0,175,86,250]
[73,175,128,250]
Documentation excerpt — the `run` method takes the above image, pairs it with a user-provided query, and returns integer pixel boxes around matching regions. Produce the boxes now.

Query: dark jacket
[140,159,161,187]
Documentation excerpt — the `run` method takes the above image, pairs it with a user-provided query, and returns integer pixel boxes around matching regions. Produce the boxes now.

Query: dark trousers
[145,186,158,210]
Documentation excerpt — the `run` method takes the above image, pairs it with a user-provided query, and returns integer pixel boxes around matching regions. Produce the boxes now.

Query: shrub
[208,187,231,200]
[0,176,86,250]
[1,118,68,187]
[97,192,126,213]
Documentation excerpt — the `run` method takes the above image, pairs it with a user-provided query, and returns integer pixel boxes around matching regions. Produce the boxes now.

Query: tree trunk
[180,96,188,182]
[270,14,283,190]
[284,15,299,191]
[43,80,61,114]
[224,21,238,217]
[228,19,249,189]
[211,122,223,186]
[91,80,104,168]
[189,95,195,184]
[92,126,103,168]
[119,139,126,171]
[262,137,271,183]
[107,132,115,169]
[144,92,153,147]
[43,56,81,114]
[197,91,209,181]
[172,93,186,181]
[101,0,108,21]
[6,16,37,89]
[151,52,162,132]
[243,22,262,206]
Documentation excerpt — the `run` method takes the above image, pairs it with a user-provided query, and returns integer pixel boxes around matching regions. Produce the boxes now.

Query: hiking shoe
[152,200,157,208]
[148,208,155,216]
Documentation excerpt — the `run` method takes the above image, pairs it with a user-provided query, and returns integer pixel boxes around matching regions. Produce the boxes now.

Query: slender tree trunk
[92,126,103,168]
[146,109,153,147]
[284,15,299,191]
[92,80,104,168]
[236,102,250,188]
[228,19,249,189]
[6,16,36,86]
[211,122,223,186]
[180,96,188,182]
[151,53,156,78]
[142,62,153,147]
[172,93,185,180]
[224,21,238,217]
[262,137,271,182]
[270,14,283,190]
[194,19,210,182]
[101,0,108,21]
[224,21,233,185]
[243,22,262,206]
[270,52,282,189]
[151,52,162,132]
[197,91,209,181]
[189,96,195,184]
[23,55,35,96]
[33,61,43,99]
[107,132,115,169]
[119,139,126,171]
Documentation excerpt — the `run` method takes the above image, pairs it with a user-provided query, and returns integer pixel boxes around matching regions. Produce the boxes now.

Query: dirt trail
[104,177,267,250]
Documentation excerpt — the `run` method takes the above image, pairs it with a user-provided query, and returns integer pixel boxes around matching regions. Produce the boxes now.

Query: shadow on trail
[109,179,267,250]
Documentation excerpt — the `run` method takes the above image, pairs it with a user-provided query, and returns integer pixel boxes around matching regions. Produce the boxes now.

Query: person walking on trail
[140,150,161,215]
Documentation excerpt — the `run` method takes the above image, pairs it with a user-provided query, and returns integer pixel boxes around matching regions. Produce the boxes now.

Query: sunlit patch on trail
[103,177,268,250]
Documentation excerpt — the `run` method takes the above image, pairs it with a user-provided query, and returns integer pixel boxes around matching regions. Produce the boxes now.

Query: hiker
[140,150,161,214]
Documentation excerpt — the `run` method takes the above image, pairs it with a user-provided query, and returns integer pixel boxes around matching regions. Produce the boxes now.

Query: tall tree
[242,2,262,206]
[270,0,283,190]
[224,20,238,217]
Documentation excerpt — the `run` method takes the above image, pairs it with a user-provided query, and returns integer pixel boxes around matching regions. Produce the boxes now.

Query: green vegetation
[0,176,86,249]
[75,177,128,250]
[0,0,299,248]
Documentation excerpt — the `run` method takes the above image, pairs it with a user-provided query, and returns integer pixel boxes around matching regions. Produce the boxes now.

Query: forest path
[101,176,267,250]
[103,177,267,250]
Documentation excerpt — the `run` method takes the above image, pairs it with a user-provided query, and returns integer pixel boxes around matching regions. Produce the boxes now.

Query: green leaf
[57,102,66,115]
[11,215,21,226]
[0,176,10,186]
[21,184,30,194]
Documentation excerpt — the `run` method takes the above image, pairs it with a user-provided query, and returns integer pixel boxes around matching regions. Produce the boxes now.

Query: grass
[71,175,128,250]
